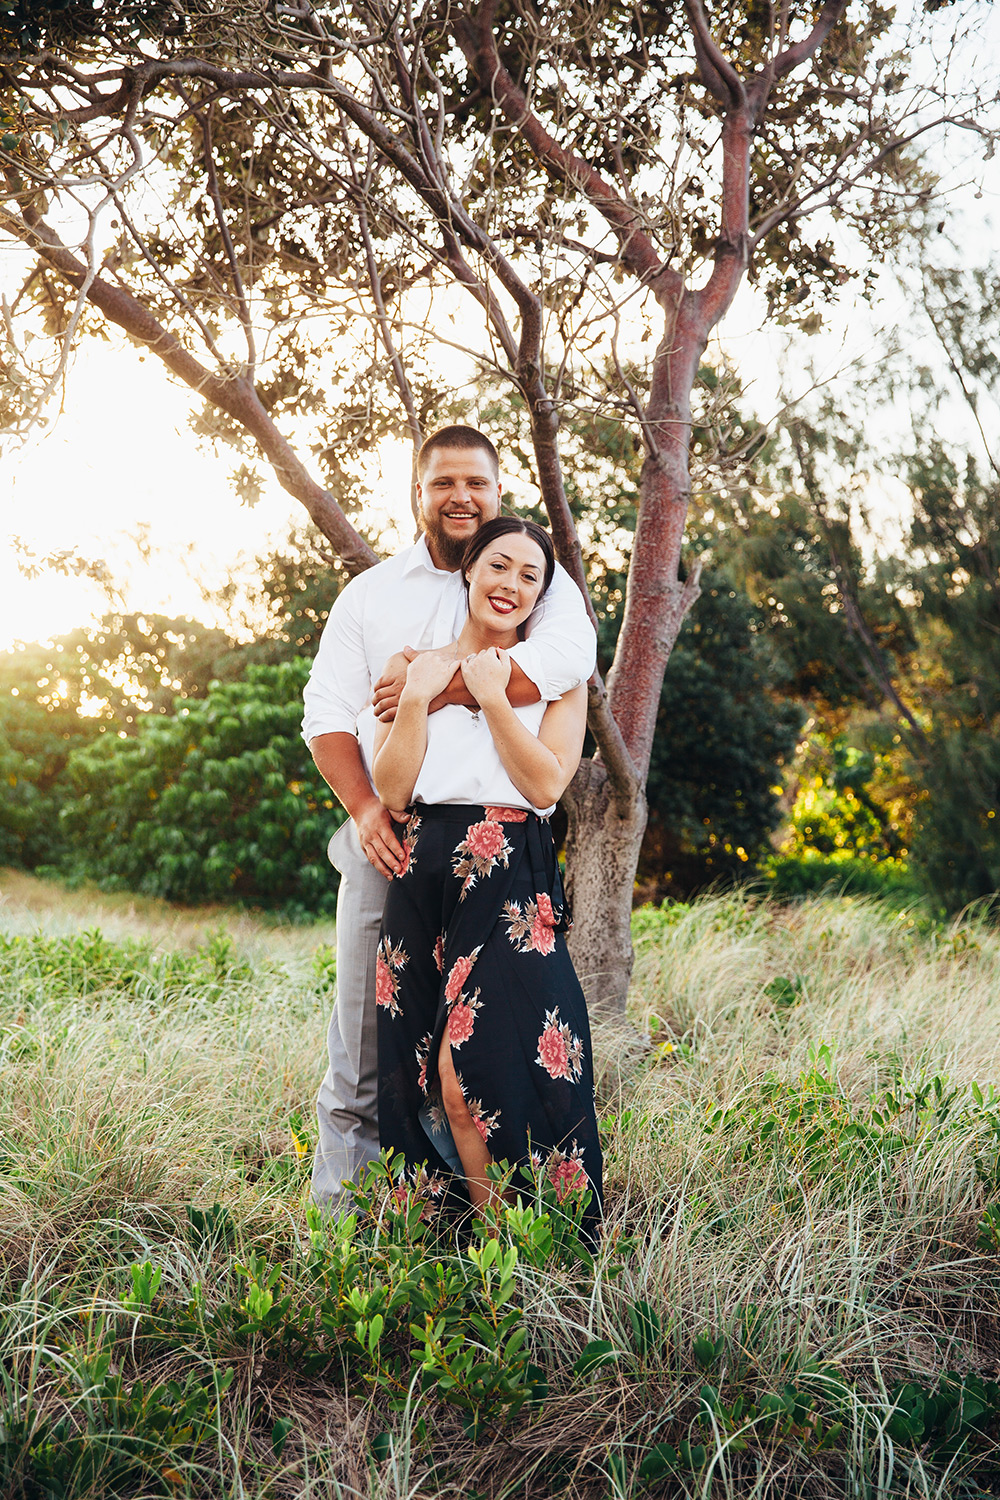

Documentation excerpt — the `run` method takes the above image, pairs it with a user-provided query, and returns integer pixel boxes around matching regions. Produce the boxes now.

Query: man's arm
[303,573,407,878]
[432,658,540,710]
[509,563,597,701]
[309,732,406,880]
[372,650,539,720]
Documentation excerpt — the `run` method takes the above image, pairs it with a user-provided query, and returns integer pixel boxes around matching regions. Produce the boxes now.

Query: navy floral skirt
[376,803,603,1233]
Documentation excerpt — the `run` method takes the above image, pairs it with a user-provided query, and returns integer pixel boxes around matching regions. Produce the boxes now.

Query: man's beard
[419,509,473,570]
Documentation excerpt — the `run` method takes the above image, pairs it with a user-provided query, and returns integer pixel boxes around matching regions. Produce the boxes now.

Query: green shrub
[637,574,803,893]
[0,673,99,870]
[764,852,924,907]
[58,661,345,913]
[0,927,263,1004]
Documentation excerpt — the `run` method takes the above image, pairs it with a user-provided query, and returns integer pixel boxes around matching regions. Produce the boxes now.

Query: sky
[2,2,997,657]
[0,330,418,651]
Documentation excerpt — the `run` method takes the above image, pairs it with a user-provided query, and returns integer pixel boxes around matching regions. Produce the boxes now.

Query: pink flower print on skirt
[444,945,482,1002]
[375,935,408,1018]
[446,987,483,1048]
[451,818,513,898]
[503,894,560,956]
[535,1007,584,1082]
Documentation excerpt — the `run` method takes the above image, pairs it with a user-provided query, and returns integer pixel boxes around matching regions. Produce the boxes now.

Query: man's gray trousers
[310,817,387,1208]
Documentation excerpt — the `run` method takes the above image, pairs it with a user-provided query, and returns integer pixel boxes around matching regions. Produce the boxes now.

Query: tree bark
[563,758,648,1017]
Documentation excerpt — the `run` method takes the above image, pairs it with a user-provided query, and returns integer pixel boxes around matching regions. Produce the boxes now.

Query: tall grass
[2,869,1000,1497]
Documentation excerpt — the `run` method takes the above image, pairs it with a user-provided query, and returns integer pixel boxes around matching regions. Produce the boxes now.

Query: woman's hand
[372,646,418,722]
[461,647,512,707]
[401,650,459,705]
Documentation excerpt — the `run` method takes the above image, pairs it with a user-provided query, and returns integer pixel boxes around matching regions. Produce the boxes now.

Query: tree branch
[453,1,679,299]
[196,101,256,376]
[767,0,847,89]
[683,0,747,111]
[586,670,642,813]
[349,132,423,522]
[2,204,377,573]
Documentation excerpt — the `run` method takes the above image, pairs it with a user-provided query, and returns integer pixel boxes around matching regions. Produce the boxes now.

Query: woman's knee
[440,1070,469,1125]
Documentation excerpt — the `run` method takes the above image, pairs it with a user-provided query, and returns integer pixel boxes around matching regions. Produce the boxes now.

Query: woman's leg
[436,1030,493,1209]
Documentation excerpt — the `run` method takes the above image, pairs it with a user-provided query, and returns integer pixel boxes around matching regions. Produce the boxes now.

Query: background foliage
[3,357,1000,917]
[55,661,346,916]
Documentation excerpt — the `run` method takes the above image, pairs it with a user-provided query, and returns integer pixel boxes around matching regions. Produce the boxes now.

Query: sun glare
[1,338,417,653]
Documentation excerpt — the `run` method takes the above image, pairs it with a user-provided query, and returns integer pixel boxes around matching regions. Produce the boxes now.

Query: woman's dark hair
[461,517,556,596]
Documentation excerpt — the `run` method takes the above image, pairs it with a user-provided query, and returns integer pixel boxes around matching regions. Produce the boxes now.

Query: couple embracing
[303,426,603,1233]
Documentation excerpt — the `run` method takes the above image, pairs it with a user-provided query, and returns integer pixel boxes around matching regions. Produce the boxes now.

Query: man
[302,425,596,1208]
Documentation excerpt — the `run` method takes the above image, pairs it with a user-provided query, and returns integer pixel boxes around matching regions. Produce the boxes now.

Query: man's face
[416,445,502,570]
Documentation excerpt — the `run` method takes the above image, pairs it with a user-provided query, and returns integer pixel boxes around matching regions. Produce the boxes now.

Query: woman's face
[466,533,547,632]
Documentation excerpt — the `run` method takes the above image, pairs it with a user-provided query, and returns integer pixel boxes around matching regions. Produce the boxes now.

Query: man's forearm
[311,730,408,876]
[430,659,540,713]
[309,731,378,819]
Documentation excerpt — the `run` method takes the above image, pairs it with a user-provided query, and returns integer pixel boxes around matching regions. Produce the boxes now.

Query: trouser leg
[311,818,389,1208]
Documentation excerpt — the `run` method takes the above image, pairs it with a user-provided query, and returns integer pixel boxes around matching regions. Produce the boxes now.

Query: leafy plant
[57,661,346,914]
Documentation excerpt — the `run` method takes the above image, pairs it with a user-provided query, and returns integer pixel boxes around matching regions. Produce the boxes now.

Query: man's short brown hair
[416,425,499,479]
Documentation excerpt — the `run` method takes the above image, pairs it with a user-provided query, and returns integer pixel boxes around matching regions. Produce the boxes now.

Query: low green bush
[763,852,925,906]
[57,661,345,914]
[8,1151,1000,1497]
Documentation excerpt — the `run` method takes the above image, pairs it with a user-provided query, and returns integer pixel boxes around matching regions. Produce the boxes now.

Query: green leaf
[700,1384,721,1416]
[678,1439,707,1469]
[572,1340,621,1378]
[272,1416,293,1458]
[370,1431,393,1461]
[638,1443,678,1482]
[627,1298,662,1356]
[693,1333,721,1370]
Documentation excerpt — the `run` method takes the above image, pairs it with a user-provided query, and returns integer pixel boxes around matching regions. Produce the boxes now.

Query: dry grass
[0,866,337,961]
[2,874,1000,1497]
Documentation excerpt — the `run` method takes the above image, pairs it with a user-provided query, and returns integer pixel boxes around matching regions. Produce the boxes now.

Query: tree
[2,2,994,1006]
[640,573,802,893]
[898,450,1000,911]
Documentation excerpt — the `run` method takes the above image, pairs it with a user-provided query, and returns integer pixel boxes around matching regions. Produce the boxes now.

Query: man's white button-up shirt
[301,536,596,760]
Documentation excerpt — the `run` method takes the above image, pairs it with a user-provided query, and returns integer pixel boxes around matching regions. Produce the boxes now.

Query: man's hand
[354,797,408,879]
[461,647,512,708]
[373,647,418,722]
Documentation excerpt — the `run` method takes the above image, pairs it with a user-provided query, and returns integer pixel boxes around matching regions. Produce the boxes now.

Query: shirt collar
[401,535,460,579]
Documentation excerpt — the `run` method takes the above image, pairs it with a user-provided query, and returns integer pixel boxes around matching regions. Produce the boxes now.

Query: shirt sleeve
[301,575,373,744]
[509,563,597,702]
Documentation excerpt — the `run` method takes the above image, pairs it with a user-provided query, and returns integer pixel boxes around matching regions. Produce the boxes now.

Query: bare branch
[586,671,642,813]
[683,0,747,111]
[767,0,847,89]
[196,102,257,376]
[453,1,678,299]
[348,129,423,521]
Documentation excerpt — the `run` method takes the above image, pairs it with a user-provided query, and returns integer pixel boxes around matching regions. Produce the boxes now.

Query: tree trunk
[562,758,649,1019]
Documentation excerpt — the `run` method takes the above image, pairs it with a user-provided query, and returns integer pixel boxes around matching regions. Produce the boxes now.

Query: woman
[366,517,602,1231]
